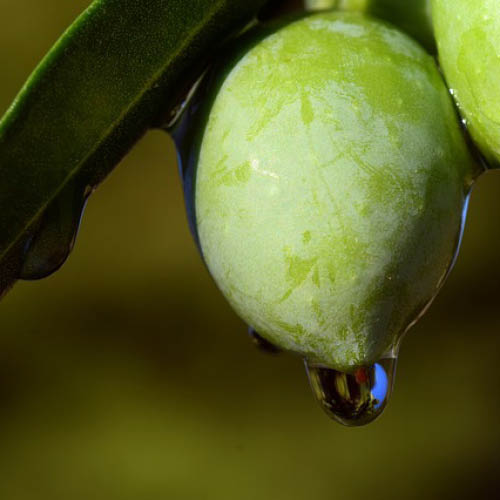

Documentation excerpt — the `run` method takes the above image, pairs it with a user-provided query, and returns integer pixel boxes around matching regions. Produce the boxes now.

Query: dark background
[1,1,500,499]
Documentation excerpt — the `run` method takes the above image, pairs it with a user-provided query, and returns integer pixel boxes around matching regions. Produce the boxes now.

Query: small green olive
[189,12,477,371]
[432,0,500,167]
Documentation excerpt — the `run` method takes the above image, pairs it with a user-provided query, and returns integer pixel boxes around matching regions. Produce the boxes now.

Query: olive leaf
[0,0,269,299]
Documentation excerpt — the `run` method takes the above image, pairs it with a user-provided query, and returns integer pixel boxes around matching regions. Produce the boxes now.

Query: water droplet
[163,70,209,131]
[305,355,397,426]
[20,177,91,280]
[248,326,281,354]
[169,68,215,250]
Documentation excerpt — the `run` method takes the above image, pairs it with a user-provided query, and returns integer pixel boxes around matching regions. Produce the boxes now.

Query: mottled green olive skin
[432,0,500,168]
[193,13,477,371]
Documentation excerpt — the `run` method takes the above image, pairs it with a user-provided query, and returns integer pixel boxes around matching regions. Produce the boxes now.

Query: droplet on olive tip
[305,355,397,426]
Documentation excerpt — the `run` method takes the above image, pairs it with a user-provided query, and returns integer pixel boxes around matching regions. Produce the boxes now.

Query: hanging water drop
[248,326,281,354]
[20,177,92,280]
[305,355,397,426]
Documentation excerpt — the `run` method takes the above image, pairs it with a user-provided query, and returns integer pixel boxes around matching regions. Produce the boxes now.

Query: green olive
[189,12,477,371]
[432,0,500,167]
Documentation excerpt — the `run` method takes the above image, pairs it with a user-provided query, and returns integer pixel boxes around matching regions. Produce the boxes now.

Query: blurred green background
[1,1,500,499]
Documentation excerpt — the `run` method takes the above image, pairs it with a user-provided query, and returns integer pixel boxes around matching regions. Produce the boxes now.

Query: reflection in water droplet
[305,356,397,426]
[248,326,281,354]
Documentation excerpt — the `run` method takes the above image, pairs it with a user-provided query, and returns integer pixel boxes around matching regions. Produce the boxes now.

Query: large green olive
[432,0,500,167]
[187,12,477,371]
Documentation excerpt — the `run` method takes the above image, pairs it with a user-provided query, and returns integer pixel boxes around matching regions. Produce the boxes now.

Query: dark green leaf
[0,0,269,298]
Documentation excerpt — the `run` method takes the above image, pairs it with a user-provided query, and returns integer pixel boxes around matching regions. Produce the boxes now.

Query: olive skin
[432,0,500,168]
[190,12,477,371]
